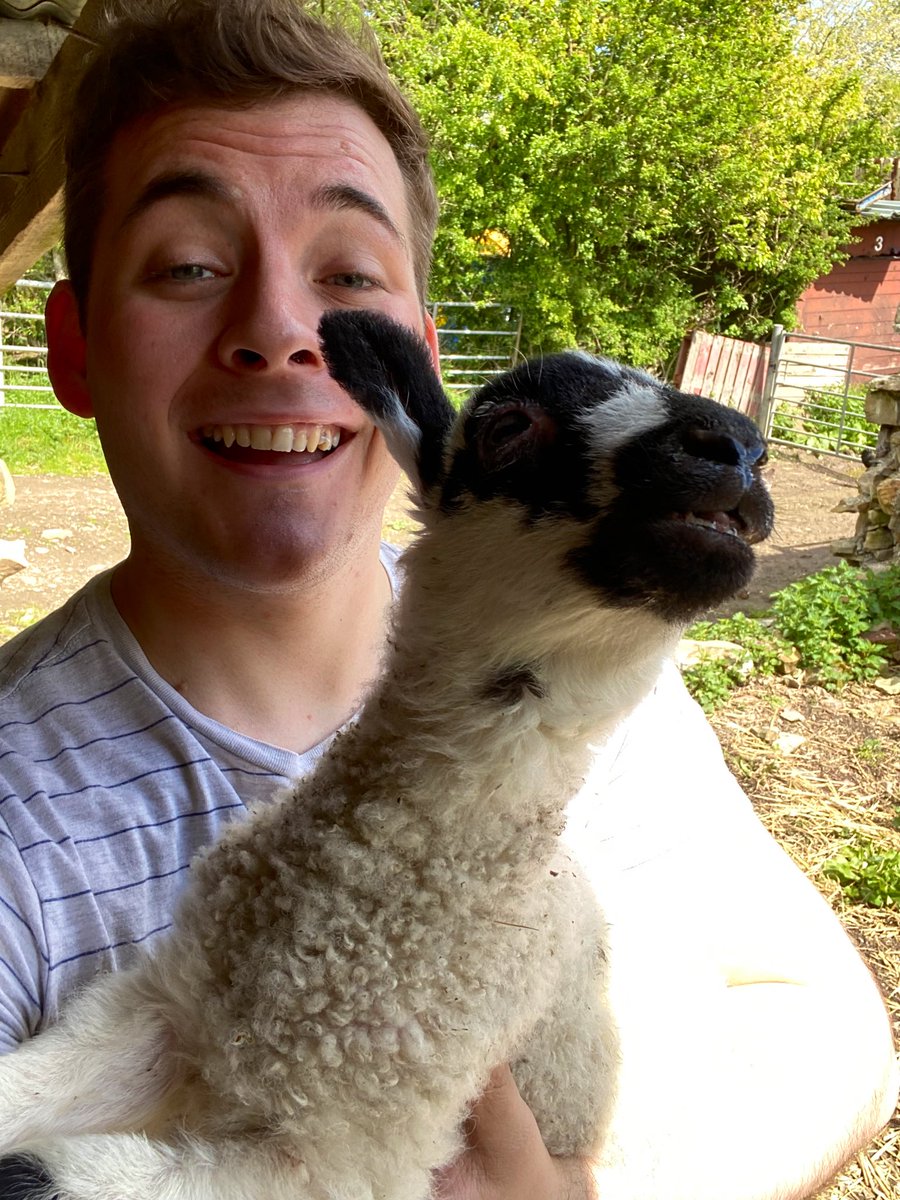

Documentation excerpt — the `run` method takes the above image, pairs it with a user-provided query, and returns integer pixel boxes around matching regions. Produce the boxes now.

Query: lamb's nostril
[682,428,762,468]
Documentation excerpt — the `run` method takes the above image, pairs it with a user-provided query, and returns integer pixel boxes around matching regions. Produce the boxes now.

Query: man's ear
[45,280,94,419]
[423,309,441,377]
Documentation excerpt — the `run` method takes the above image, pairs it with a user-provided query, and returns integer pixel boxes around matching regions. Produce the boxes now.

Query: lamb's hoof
[0,1153,58,1198]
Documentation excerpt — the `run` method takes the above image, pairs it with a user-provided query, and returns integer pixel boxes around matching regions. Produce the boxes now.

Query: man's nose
[216,268,322,373]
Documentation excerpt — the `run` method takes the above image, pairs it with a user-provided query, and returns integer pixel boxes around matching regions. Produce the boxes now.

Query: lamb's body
[0,312,773,1200]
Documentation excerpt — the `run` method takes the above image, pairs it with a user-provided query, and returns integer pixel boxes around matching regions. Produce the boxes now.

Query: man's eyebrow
[311,183,406,246]
[119,170,235,230]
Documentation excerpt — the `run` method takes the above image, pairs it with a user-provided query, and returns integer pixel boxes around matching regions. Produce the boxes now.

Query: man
[0,1,896,1196]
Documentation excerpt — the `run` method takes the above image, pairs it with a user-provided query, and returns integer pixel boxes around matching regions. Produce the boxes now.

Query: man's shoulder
[0,574,113,701]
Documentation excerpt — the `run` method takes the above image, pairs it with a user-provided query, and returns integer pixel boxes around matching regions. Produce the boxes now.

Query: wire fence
[0,279,54,410]
[430,301,522,393]
[0,286,524,413]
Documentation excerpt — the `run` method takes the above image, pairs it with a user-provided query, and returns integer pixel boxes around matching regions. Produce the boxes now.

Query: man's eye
[167,263,215,282]
[325,272,378,290]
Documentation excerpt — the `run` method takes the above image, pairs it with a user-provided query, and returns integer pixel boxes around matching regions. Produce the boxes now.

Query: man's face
[52,94,437,593]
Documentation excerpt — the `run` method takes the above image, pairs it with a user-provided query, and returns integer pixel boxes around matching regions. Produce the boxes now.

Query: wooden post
[0,457,14,507]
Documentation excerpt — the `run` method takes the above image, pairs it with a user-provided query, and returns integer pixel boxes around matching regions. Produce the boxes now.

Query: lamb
[0,309,773,1200]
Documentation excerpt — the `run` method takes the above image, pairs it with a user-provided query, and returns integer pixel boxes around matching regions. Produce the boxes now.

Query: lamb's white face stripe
[371,390,423,484]
[579,377,668,458]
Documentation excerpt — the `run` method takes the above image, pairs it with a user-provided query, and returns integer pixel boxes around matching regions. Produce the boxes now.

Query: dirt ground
[0,446,864,627]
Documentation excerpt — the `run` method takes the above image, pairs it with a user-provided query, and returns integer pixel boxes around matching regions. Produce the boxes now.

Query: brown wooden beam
[0,0,103,291]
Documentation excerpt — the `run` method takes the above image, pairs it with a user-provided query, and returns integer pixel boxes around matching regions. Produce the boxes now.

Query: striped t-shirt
[0,558,757,1052]
[0,552,404,1048]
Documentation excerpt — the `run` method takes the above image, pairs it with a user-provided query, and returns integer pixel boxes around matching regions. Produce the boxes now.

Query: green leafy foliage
[771,560,898,688]
[370,0,889,367]
[0,281,51,407]
[798,0,900,150]
[682,612,787,710]
[823,838,900,908]
[0,251,105,475]
[681,563,900,707]
[681,657,745,713]
[689,612,788,675]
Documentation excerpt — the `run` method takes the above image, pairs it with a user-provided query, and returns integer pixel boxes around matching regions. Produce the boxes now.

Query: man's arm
[437,667,898,1199]
[438,858,897,1200]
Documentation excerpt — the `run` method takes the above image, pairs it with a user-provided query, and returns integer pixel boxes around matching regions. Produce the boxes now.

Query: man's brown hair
[64,0,439,316]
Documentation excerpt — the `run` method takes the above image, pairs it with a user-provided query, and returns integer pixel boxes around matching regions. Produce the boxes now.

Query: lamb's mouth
[670,508,760,544]
[199,422,344,459]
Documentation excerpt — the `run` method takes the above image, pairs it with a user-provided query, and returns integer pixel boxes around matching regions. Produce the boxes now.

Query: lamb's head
[319,310,772,670]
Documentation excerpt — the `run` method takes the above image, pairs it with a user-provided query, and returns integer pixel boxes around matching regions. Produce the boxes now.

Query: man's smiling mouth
[199,422,344,462]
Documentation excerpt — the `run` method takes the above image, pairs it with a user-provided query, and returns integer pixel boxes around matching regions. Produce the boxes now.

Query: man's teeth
[202,424,341,453]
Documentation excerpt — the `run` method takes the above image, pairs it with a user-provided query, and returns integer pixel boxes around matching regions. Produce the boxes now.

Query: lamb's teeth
[235,425,251,447]
[250,427,273,450]
[292,428,309,452]
[271,426,294,452]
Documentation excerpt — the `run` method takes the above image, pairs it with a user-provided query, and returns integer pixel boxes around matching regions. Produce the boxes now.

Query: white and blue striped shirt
[0,552,402,1048]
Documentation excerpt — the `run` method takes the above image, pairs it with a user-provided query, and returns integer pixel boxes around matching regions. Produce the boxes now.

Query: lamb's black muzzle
[681,426,766,475]
[573,400,773,623]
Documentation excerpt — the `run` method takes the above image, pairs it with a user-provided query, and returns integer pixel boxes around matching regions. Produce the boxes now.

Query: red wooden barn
[795,177,900,380]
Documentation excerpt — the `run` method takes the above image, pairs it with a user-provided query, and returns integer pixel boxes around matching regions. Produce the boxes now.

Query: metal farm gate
[675,325,900,460]
[430,301,522,395]
[0,287,521,417]
[763,327,900,459]
[0,278,53,410]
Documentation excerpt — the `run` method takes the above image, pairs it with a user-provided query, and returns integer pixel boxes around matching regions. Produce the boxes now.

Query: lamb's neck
[322,606,675,833]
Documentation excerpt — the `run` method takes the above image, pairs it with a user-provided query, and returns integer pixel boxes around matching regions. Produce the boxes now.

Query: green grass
[0,407,106,475]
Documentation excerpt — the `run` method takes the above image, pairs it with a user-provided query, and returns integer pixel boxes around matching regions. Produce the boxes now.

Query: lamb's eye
[484,407,534,447]
[475,405,543,472]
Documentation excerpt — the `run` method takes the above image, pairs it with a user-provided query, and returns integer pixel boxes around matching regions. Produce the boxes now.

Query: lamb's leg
[0,1134,313,1200]
[0,1132,424,1200]
[0,969,178,1151]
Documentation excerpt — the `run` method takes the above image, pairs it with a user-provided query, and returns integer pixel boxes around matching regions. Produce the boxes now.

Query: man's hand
[431,1064,594,1200]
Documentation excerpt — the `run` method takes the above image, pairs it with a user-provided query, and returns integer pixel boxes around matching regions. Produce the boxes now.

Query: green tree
[797,0,900,148]
[371,0,889,366]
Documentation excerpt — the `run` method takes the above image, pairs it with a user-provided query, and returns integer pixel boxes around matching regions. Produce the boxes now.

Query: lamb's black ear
[318,310,454,499]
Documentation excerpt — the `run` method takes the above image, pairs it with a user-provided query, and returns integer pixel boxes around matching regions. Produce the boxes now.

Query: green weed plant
[682,562,900,708]
[823,838,900,909]
[772,560,898,689]
[770,383,877,457]
[682,611,787,712]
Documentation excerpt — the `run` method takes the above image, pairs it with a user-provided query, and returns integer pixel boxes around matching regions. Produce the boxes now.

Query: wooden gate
[672,330,767,422]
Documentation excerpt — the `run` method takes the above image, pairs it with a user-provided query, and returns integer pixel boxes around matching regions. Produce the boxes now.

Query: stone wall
[831,374,900,566]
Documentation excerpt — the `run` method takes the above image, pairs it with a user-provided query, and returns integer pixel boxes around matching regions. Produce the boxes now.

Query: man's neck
[110,547,394,754]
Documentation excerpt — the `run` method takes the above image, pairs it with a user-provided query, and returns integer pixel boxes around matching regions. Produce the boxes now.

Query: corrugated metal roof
[853,182,893,209]
[858,198,900,221]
